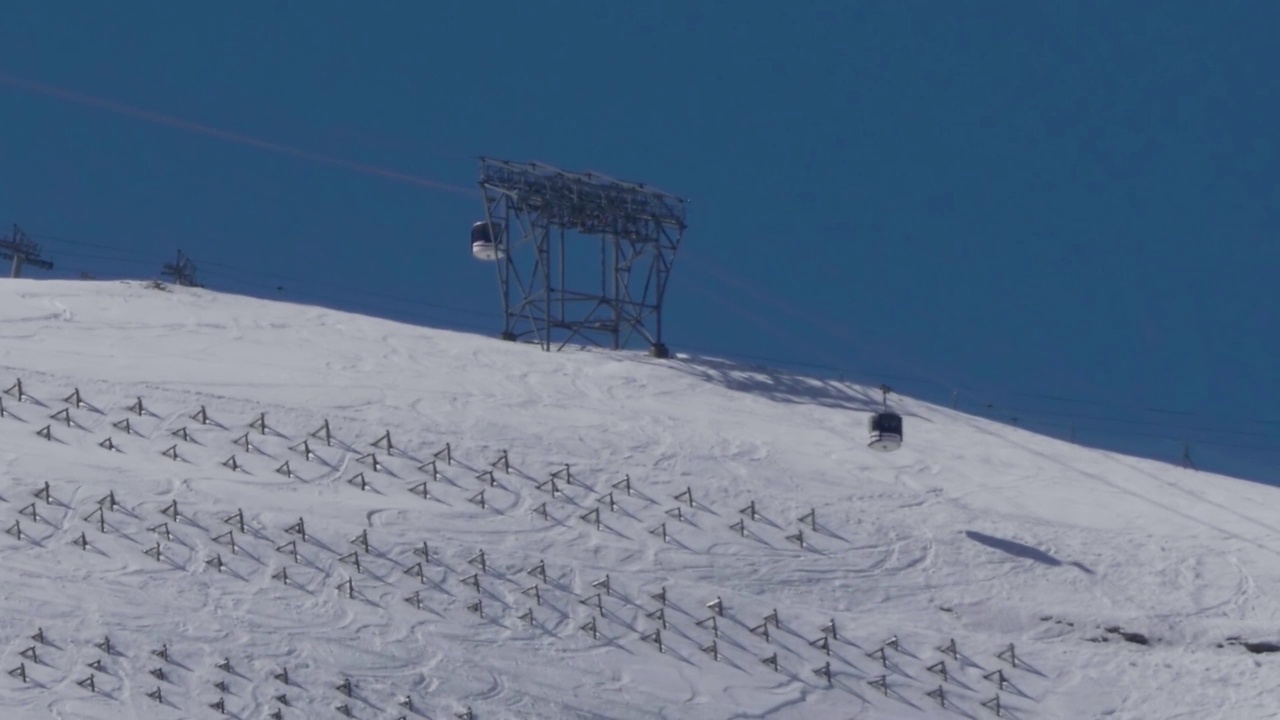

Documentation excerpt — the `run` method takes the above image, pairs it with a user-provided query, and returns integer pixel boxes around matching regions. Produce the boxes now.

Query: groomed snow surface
[1,279,1278,720]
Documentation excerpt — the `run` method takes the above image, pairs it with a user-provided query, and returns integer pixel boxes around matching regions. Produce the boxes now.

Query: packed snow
[1,279,1278,719]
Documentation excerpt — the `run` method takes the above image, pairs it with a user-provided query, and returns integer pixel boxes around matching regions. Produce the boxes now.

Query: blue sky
[2,2,1278,482]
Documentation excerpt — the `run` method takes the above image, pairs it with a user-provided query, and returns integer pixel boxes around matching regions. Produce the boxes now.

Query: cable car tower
[475,158,688,357]
[0,225,54,279]
[160,250,202,287]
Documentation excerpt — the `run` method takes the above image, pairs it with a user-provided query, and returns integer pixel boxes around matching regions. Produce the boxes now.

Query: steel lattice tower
[161,250,202,287]
[477,158,687,356]
[0,225,54,278]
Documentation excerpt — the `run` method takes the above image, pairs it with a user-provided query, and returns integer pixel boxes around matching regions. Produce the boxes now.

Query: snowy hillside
[1,279,1278,720]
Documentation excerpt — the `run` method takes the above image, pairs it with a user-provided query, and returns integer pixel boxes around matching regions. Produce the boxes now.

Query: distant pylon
[160,250,202,287]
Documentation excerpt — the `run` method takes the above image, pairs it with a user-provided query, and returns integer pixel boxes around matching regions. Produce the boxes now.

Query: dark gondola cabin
[868,412,903,451]
[471,220,504,261]
[867,384,903,451]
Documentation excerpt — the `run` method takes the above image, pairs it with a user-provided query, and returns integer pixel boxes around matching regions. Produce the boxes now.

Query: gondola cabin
[867,384,903,451]
[471,220,504,261]
[867,411,903,451]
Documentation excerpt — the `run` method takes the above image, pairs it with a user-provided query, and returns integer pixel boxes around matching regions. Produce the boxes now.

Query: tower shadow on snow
[670,354,923,416]
[964,531,1094,574]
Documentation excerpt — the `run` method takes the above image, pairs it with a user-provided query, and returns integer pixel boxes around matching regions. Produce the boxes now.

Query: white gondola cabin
[868,384,903,451]
[471,220,504,261]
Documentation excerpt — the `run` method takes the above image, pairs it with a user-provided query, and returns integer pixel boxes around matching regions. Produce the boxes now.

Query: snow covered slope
[1,279,1278,720]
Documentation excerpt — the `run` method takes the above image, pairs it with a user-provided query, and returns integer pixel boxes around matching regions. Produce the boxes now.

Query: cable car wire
[37,227,1280,444]
[676,246,1280,443]
[0,70,478,197]
[33,233,1280,459]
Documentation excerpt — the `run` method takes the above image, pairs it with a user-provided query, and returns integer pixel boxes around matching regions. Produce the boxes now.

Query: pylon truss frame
[478,158,687,355]
[0,225,53,279]
[161,250,201,287]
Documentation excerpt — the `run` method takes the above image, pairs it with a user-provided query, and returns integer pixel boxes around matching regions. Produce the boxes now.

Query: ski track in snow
[0,279,1279,718]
